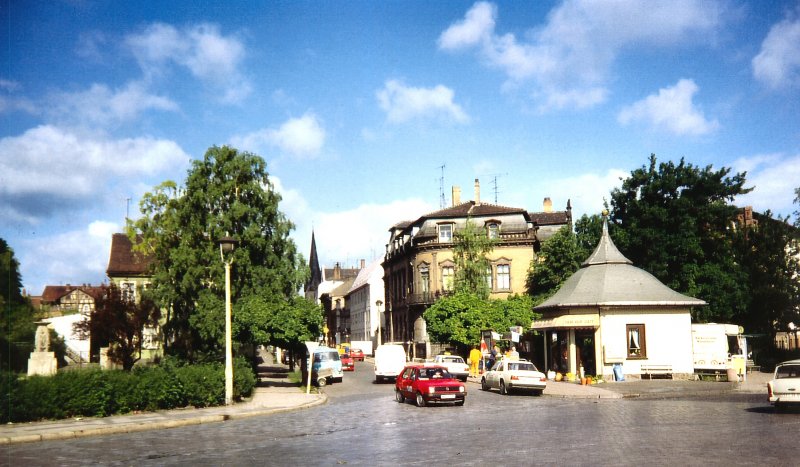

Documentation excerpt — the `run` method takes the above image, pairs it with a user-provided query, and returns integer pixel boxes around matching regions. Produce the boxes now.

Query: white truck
[373,344,407,383]
[691,323,746,374]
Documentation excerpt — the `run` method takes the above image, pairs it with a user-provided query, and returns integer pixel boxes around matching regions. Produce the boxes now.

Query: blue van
[311,346,344,386]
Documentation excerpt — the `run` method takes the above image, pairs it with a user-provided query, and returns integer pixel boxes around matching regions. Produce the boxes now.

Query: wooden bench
[640,364,673,379]
[746,359,760,373]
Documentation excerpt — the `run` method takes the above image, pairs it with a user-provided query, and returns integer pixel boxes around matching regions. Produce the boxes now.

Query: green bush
[0,358,258,423]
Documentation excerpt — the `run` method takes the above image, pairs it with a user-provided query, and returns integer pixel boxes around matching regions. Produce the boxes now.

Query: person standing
[469,345,482,377]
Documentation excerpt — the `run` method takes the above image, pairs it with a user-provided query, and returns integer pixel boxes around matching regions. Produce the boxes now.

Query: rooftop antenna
[126,197,131,220]
[482,173,507,204]
[438,164,446,209]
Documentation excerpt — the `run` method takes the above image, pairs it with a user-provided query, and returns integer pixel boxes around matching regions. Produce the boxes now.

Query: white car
[433,355,470,382]
[768,359,800,412]
[481,359,547,395]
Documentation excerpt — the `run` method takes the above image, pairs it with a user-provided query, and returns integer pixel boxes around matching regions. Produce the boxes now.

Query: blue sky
[2,1,799,295]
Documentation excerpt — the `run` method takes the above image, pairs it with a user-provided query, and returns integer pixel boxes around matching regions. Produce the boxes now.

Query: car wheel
[395,389,405,403]
[415,392,426,407]
[455,400,465,406]
[775,402,785,413]
[499,380,507,395]
[481,378,489,391]
[375,375,382,383]
[533,389,543,396]
[317,377,327,387]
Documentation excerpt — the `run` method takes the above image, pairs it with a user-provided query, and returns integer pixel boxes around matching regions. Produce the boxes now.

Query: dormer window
[487,222,499,239]
[438,224,453,243]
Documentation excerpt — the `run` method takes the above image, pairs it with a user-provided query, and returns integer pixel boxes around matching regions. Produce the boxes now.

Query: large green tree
[129,146,310,362]
[526,225,586,301]
[0,239,37,372]
[452,218,496,299]
[609,154,750,322]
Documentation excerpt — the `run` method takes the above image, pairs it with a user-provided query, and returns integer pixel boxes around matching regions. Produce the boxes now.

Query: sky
[2,1,800,296]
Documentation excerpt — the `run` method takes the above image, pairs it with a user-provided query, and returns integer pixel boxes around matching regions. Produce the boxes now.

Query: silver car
[768,359,800,412]
[481,359,547,395]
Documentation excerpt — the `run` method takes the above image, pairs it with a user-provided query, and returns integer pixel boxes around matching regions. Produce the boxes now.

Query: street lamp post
[219,236,237,406]
[375,300,383,346]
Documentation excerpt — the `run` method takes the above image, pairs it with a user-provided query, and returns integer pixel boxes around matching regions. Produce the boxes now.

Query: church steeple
[305,230,322,293]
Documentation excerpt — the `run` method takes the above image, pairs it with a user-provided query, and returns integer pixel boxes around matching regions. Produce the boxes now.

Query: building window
[121,282,136,302]
[438,224,453,243]
[496,264,510,290]
[627,324,646,358]
[442,266,454,291]
[485,267,493,289]
[419,265,430,294]
[487,223,499,239]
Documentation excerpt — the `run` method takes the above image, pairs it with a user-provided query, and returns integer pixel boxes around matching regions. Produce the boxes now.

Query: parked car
[394,364,466,407]
[308,346,344,387]
[350,348,365,361]
[433,354,470,381]
[341,353,355,371]
[481,359,547,395]
[768,359,800,412]
[374,343,407,383]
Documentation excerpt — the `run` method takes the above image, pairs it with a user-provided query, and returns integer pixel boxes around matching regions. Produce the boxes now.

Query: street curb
[0,394,327,445]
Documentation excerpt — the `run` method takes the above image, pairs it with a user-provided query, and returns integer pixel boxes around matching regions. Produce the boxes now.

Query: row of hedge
[1,357,256,424]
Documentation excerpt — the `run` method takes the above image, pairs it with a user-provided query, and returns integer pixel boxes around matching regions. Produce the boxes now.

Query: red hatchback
[341,353,355,371]
[350,348,365,361]
[394,364,466,407]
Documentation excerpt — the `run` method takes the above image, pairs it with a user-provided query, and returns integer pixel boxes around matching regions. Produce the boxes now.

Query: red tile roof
[106,233,154,277]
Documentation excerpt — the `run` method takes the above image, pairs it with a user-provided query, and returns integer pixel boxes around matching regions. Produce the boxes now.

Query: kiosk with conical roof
[532,214,705,381]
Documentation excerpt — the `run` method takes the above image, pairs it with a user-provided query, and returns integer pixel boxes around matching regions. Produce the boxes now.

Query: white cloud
[126,22,251,103]
[752,15,800,89]
[376,79,469,124]
[439,1,725,111]
[525,169,627,221]
[0,79,37,115]
[0,125,190,221]
[617,79,719,136]
[733,153,800,217]
[49,81,178,125]
[437,1,496,50]
[231,113,326,158]
[18,221,119,295]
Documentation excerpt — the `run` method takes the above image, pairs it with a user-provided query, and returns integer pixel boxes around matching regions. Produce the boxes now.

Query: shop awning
[530,314,599,330]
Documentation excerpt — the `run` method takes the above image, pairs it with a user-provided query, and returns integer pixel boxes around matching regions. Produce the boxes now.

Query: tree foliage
[452,218,495,299]
[0,239,37,372]
[424,293,535,353]
[73,283,161,371]
[526,225,586,301]
[609,154,751,322]
[129,146,310,362]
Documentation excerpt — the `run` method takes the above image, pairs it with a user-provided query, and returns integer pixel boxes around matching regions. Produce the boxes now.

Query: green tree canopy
[526,225,586,301]
[452,218,495,299]
[609,154,751,322]
[1,239,37,372]
[129,146,309,362]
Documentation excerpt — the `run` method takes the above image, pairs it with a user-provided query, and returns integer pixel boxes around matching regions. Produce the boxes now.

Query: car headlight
[459,386,465,393]
[428,387,436,395]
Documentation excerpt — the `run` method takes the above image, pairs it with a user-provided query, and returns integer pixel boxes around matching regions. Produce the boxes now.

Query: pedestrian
[508,345,519,360]
[487,345,499,370]
[469,345,482,377]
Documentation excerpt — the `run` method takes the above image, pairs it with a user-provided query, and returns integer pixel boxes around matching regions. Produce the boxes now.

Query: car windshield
[314,351,339,363]
[508,362,536,372]
[420,368,452,380]
[776,364,800,379]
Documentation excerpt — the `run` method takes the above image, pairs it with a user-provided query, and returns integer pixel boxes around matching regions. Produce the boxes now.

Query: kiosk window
[627,324,646,358]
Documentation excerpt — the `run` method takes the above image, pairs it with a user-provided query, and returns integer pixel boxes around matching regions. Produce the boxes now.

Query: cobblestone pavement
[4,364,797,466]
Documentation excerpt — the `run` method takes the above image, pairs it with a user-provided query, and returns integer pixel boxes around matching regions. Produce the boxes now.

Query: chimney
[474,179,480,205]
[543,197,553,212]
[333,262,341,280]
[452,186,461,206]
[360,259,365,269]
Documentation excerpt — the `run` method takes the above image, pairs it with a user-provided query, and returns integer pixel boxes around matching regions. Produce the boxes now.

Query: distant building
[344,258,385,351]
[39,284,104,365]
[382,179,572,357]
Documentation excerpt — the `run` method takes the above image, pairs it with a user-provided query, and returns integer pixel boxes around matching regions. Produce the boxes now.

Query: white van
[374,344,407,383]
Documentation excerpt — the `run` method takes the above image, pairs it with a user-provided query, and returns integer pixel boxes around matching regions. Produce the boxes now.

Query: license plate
[441,394,455,400]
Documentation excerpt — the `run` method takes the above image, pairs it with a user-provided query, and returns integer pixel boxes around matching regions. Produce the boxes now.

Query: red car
[341,353,355,371]
[350,348,365,361]
[394,364,466,407]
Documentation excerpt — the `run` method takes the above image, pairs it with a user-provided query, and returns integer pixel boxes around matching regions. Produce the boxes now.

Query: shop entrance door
[575,330,596,376]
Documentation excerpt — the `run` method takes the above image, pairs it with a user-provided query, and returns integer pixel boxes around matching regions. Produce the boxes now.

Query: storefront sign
[530,314,599,329]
